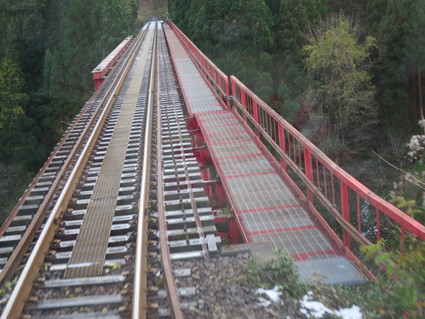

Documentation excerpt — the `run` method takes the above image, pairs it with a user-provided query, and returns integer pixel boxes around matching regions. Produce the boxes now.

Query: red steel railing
[168,20,230,109]
[92,36,133,79]
[167,19,425,263]
[230,76,425,253]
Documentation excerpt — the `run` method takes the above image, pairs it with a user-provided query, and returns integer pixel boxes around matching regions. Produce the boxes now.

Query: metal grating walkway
[163,25,222,114]
[164,24,367,284]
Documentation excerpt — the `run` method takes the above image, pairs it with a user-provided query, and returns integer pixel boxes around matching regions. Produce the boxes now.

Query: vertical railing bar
[288,135,292,162]
[323,166,328,199]
[316,158,320,188]
[340,181,351,248]
[304,149,313,202]
[278,124,286,170]
[298,142,302,168]
[357,194,361,232]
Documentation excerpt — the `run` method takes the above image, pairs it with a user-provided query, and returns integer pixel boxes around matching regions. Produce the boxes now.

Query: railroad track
[0,20,154,318]
[0,20,221,319]
[0,24,137,283]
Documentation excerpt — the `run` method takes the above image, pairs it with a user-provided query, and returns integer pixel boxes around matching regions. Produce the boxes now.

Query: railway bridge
[0,20,424,318]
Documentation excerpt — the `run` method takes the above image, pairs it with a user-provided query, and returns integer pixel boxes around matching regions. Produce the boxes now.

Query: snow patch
[256,286,283,306]
[300,294,362,319]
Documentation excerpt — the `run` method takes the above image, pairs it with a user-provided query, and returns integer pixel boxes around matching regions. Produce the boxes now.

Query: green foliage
[367,0,425,133]
[390,194,422,217]
[0,57,28,129]
[0,0,138,164]
[0,0,139,222]
[0,57,43,168]
[271,0,330,100]
[245,250,308,299]
[169,0,425,161]
[0,163,32,223]
[169,0,276,103]
[304,16,378,155]
[361,240,425,318]
[169,0,330,113]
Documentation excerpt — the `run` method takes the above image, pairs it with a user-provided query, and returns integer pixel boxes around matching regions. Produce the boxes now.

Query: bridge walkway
[163,24,366,284]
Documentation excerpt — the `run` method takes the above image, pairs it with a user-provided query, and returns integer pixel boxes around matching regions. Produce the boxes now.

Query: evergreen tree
[367,0,425,133]
[0,57,28,130]
[0,57,41,165]
[0,0,139,220]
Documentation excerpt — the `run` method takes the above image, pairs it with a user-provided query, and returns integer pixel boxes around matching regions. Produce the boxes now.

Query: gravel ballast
[174,252,309,319]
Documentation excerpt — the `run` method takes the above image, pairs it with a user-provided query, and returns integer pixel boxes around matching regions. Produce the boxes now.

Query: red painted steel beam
[91,36,133,88]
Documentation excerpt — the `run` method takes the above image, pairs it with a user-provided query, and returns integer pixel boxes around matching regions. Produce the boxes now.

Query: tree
[0,57,43,166]
[367,0,425,133]
[0,57,28,130]
[304,16,378,156]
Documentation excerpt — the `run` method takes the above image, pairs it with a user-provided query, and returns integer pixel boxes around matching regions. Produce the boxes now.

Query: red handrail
[92,36,133,79]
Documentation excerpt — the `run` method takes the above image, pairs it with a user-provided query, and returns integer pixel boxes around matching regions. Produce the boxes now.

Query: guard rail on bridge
[168,18,425,273]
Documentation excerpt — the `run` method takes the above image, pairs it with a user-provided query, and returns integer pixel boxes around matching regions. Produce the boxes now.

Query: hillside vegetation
[0,0,141,220]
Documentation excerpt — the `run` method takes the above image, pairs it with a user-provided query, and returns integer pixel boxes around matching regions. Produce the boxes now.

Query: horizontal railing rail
[230,76,425,254]
[168,19,230,109]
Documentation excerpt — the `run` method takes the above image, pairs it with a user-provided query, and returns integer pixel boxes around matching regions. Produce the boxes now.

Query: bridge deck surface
[164,24,366,284]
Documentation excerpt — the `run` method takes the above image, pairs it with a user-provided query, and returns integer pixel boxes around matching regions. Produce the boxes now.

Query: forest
[169,0,425,225]
[0,0,150,219]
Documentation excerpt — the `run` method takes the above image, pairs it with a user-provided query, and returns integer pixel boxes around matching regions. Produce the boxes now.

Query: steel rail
[0,23,150,319]
[132,22,157,319]
[0,32,139,286]
[157,25,185,319]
